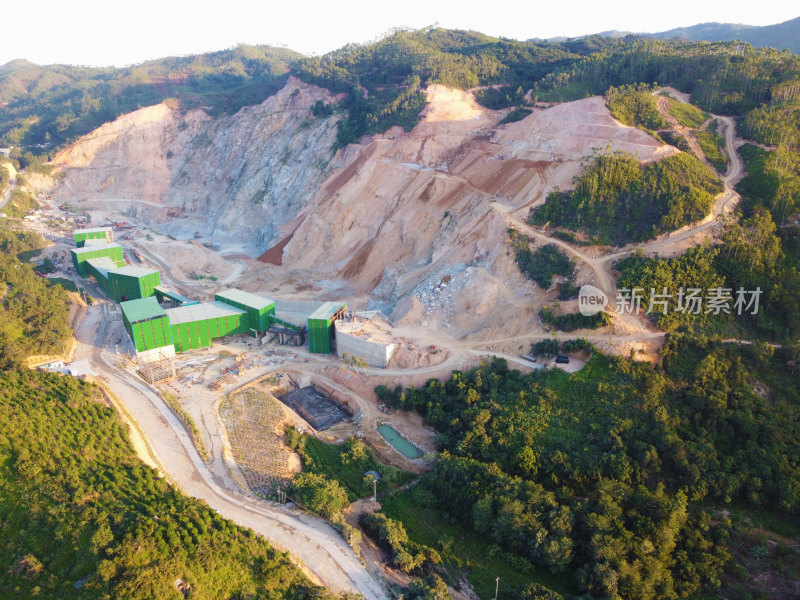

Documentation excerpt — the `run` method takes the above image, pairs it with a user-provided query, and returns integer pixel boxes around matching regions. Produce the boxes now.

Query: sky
[3,1,798,67]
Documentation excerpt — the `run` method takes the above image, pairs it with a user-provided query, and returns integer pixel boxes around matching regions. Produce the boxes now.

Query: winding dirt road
[491,96,744,336]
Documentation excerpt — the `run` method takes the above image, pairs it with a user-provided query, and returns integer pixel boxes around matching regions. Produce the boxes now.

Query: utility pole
[372,477,377,501]
[494,577,500,600]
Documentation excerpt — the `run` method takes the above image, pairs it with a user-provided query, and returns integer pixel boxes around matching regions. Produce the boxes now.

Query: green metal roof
[74,227,112,235]
[83,238,110,246]
[111,265,159,278]
[165,301,245,325]
[121,297,167,324]
[85,256,117,278]
[309,301,346,321]
[215,289,274,310]
[72,242,122,255]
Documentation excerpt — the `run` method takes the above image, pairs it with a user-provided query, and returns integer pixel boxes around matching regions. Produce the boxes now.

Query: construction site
[64,226,408,437]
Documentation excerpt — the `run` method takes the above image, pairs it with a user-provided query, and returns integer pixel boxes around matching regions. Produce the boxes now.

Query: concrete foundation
[279,386,348,430]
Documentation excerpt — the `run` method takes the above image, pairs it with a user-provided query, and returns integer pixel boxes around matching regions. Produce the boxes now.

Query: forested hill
[4,28,800,158]
[0,45,300,150]
[648,16,800,55]
[583,17,800,55]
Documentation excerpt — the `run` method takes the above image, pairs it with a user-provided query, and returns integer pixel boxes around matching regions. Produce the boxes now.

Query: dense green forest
[0,28,623,153]
[532,41,800,113]
[375,335,799,599]
[530,152,722,244]
[290,28,585,147]
[0,45,300,150]
[5,30,800,159]
[509,231,575,291]
[0,370,343,599]
[606,85,666,132]
[0,222,71,368]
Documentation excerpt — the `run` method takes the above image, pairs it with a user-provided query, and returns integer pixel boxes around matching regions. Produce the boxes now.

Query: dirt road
[0,168,16,211]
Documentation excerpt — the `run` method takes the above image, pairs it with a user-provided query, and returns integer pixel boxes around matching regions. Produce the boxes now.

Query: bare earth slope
[278,90,676,327]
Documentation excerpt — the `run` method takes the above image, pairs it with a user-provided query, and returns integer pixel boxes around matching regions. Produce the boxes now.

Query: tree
[290,472,349,522]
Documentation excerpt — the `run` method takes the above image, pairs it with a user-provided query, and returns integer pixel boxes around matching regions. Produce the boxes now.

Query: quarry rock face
[278,90,674,308]
[51,76,340,250]
[50,81,674,331]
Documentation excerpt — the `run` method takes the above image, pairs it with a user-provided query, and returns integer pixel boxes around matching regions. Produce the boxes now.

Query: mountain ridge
[552,15,800,54]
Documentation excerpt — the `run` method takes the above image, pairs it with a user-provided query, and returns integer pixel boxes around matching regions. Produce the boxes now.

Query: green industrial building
[116,283,346,360]
[121,297,176,360]
[166,302,249,353]
[108,266,161,302]
[74,226,113,247]
[84,256,118,284]
[71,243,125,276]
[307,302,347,353]
[83,258,160,303]
[215,289,275,337]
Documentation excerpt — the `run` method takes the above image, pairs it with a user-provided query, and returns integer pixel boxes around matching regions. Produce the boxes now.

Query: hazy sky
[3,1,798,67]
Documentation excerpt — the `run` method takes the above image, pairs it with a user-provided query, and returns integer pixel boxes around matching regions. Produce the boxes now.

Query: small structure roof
[309,301,346,321]
[165,301,245,325]
[216,288,274,310]
[74,226,112,235]
[72,242,121,255]
[85,256,117,278]
[121,297,166,324]
[83,238,110,246]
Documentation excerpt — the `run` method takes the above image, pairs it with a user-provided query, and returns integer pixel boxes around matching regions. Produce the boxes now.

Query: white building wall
[136,345,176,364]
[335,326,394,368]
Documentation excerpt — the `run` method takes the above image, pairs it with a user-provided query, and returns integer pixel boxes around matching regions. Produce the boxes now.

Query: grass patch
[724,502,800,540]
[539,306,610,331]
[46,277,78,293]
[286,429,413,501]
[499,106,532,125]
[161,390,209,461]
[668,98,709,128]
[696,127,728,172]
[382,487,574,599]
[509,230,574,289]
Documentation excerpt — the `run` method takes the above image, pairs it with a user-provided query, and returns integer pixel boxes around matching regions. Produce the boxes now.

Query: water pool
[377,424,423,459]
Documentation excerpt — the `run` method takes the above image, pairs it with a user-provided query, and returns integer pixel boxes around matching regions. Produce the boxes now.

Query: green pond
[378,424,423,459]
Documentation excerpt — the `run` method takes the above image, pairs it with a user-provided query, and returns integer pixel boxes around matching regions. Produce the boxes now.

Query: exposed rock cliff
[275,89,674,323]
[52,77,340,251]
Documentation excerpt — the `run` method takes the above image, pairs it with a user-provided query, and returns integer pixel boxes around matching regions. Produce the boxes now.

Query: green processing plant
[71,233,348,361]
[73,226,113,247]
